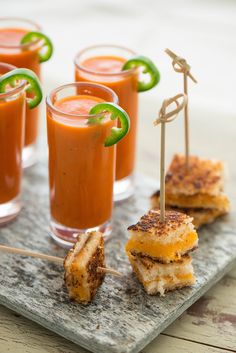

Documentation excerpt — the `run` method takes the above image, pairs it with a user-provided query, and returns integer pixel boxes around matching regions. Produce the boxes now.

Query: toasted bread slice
[128,252,196,296]
[166,154,225,196]
[126,209,198,263]
[64,231,105,305]
[158,154,230,210]
[151,191,229,228]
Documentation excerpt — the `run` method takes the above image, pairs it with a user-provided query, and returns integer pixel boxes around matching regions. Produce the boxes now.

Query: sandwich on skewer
[126,210,197,296]
[126,209,198,263]
[126,93,198,296]
[151,154,230,228]
[0,231,122,305]
[64,231,105,304]
[160,50,230,227]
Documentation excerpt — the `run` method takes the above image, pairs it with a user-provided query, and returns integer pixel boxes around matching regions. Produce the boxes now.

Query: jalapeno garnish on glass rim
[88,102,130,147]
[21,31,53,63]
[0,68,43,109]
[122,55,160,92]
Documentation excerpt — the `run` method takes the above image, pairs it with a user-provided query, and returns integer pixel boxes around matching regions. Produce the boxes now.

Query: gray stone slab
[0,142,236,353]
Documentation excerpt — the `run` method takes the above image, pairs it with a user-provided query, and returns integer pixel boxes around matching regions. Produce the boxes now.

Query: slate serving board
[0,144,236,353]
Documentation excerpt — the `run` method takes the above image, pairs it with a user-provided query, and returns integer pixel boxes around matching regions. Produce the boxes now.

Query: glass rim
[74,44,137,77]
[46,81,119,119]
[0,62,25,99]
[0,17,41,49]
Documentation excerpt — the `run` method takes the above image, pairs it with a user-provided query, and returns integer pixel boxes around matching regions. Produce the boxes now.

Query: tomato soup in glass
[46,82,118,247]
[75,45,138,201]
[0,62,25,224]
[0,18,44,167]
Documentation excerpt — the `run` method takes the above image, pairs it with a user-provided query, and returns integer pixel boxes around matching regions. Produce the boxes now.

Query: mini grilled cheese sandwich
[64,231,105,305]
[151,154,230,228]
[126,209,198,263]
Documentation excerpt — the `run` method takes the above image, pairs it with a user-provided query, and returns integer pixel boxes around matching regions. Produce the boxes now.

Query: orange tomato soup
[75,55,138,181]
[0,66,25,204]
[0,27,41,147]
[47,94,116,229]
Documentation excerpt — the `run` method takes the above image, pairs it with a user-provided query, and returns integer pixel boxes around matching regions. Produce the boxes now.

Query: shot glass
[46,82,118,247]
[0,62,25,224]
[0,18,43,167]
[74,45,138,201]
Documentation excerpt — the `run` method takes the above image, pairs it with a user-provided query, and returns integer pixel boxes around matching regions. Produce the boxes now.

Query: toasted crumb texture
[128,209,193,236]
[64,231,105,305]
[126,209,198,263]
[165,154,225,196]
[151,191,229,227]
[128,252,195,296]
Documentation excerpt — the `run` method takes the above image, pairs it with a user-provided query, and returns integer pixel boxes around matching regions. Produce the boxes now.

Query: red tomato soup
[0,63,25,205]
[75,52,138,181]
[47,93,116,230]
[0,25,41,147]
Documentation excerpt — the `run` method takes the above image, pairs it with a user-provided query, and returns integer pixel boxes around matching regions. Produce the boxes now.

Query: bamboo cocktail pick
[165,49,197,170]
[153,93,188,222]
[0,244,122,277]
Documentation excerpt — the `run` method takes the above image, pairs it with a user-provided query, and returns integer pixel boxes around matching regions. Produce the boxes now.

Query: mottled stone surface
[0,143,236,353]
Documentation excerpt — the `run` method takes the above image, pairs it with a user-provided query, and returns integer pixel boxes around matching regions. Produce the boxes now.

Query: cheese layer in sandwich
[126,209,198,263]
[128,252,195,296]
[151,191,228,228]
[160,154,229,210]
[64,231,105,305]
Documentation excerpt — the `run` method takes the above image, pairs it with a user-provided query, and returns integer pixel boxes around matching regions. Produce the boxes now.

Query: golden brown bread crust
[85,238,105,302]
[151,191,229,228]
[64,232,105,305]
[165,154,225,196]
[127,209,192,237]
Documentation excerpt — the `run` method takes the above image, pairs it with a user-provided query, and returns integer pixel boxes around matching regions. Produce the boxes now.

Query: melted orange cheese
[126,231,198,262]
[166,192,229,210]
[68,263,90,302]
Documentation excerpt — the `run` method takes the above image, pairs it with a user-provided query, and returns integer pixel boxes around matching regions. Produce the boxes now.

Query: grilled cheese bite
[126,210,198,263]
[151,191,228,228]
[165,154,225,197]
[150,154,230,227]
[64,231,105,305]
[163,154,229,210]
[128,252,195,296]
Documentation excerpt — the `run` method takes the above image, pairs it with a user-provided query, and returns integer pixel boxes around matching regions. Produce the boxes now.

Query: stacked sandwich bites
[64,231,105,305]
[151,154,230,228]
[126,209,198,296]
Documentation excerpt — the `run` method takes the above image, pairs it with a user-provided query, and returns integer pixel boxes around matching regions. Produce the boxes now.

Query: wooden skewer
[183,72,189,166]
[154,93,188,222]
[165,48,197,170]
[165,49,197,83]
[0,244,122,277]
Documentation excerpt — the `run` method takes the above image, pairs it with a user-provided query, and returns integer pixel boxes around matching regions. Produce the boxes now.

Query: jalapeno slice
[122,55,160,92]
[21,31,53,63]
[0,68,42,109]
[88,102,130,147]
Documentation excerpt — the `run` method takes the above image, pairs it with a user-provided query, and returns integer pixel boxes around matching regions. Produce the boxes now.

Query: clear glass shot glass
[46,82,118,247]
[74,45,139,201]
[0,62,25,224]
[0,17,43,167]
